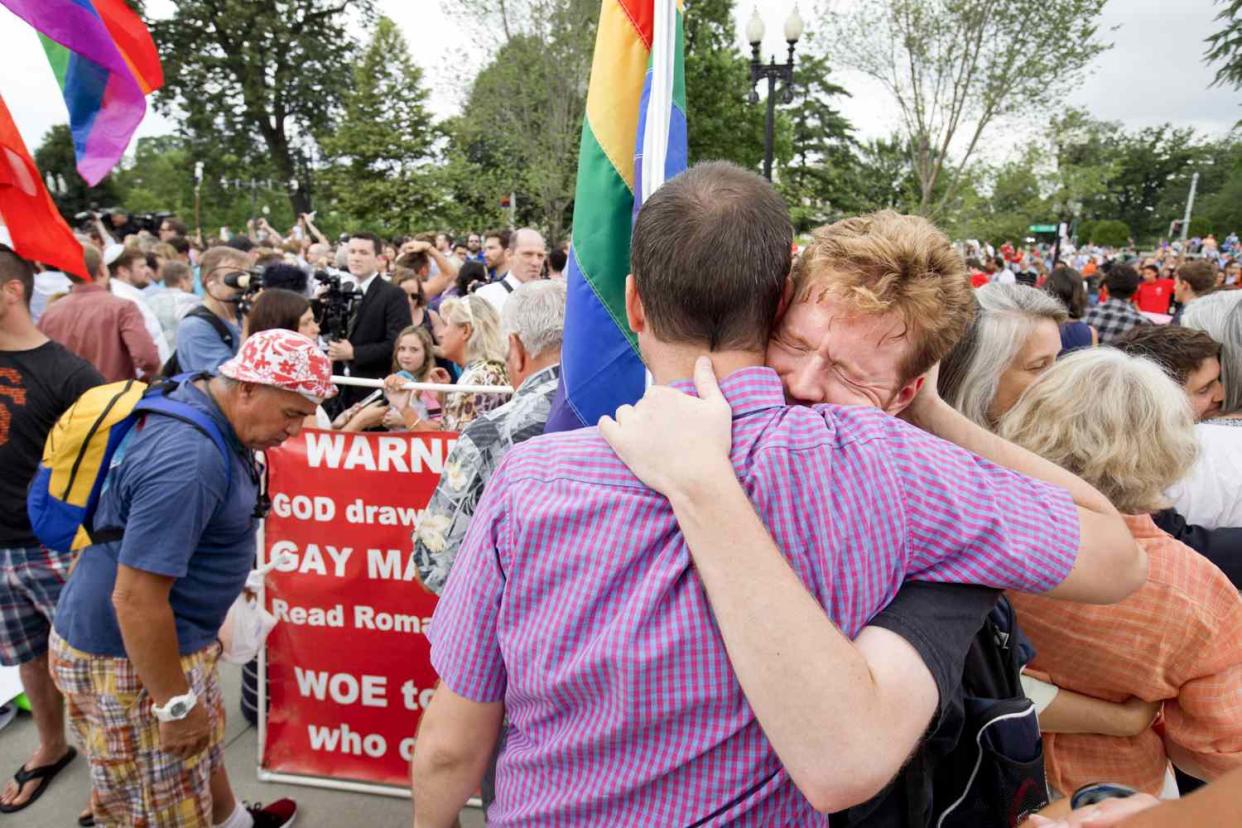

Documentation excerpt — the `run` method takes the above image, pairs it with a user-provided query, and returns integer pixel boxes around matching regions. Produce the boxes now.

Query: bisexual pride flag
[1,0,163,185]
[545,0,687,431]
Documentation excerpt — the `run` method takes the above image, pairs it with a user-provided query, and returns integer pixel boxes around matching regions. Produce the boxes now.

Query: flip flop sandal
[78,810,95,826]
[0,746,77,814]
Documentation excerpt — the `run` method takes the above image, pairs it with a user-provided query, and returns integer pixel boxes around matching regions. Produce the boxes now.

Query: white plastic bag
[218,554,289,665]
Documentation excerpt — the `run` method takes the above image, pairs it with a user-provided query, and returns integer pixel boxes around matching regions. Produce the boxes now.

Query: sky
[0,0,1236,159]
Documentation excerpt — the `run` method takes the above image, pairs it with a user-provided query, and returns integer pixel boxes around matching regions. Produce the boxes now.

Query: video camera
[73,208,171,236]
[222,267,264,316]
[311,270,362,342]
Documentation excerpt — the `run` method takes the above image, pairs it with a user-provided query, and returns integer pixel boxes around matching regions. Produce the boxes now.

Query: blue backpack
[27,375,231,554]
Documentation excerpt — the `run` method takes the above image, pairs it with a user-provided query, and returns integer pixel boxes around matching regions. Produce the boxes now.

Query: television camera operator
[323,232,411,410]
[171,246,252,374]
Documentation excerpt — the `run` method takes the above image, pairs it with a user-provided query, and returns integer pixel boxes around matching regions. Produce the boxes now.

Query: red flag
[93,0,164,94]
[0,94,87,282]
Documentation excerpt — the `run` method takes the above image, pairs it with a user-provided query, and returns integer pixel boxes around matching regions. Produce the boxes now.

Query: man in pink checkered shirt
[410,164,1145,826]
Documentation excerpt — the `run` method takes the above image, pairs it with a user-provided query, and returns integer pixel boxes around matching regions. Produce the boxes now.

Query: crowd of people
[1,160,1241,828]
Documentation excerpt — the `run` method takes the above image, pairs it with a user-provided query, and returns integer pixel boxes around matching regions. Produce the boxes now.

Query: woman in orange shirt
[997,348,1242,796]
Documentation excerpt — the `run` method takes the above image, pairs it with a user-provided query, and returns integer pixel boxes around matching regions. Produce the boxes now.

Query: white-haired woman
[432,294,510,431]
[1169,291,1242,528]
[937,283,1068,427]
[998,348,1242,797]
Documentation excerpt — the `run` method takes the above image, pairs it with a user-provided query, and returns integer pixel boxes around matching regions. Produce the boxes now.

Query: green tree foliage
[683,0,765,166]
[1097,125,1200,242]
[1206,0,1242,92]
[443,0,596,242]
[316,17,439,236]
[778,48,856,230]
[150,0,374,216]
[1197,138,1242,234]
[830,0,1109,217]
[112,136,195,219]
[1046,109,1117,218]
[848,136,922,214]
[1086,219,1131,247]
[33,125,122,219]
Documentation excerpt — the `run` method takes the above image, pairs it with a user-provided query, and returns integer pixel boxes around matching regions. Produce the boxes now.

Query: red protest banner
[260,428,455,788]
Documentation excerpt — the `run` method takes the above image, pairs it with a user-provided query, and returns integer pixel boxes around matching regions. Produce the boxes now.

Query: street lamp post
[747,5,804,182]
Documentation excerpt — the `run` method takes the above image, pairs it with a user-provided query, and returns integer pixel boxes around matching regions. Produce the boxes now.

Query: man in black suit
[326,231,412,409]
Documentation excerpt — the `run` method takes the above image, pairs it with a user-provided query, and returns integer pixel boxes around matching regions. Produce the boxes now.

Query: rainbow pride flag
[1,0,162,186]
[545,0,687,431]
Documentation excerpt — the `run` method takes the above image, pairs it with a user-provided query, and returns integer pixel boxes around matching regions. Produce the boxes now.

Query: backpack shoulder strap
[184,305,236,351]
[133,394,233,488]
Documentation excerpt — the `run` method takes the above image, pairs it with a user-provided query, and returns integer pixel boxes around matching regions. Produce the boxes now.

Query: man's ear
[775,278,795,322]
[508,333,528,372]
[886,375,925,416]
[624,274,645,334]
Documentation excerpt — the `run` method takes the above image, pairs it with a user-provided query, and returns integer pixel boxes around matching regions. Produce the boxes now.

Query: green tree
[1046,108,1118,225]
[683,0,765,166]
[317,17,439,236]
[1206,0,1242,92]
[150,0,374,216]
[778,48,856,230]
[829,0,1109,217]
[33,124,123,220]
[1198,138,1242,234]
[1088,219,1131,247]
[1099,125,1200,244]
[848,135,922,213]
[443,0,597,242]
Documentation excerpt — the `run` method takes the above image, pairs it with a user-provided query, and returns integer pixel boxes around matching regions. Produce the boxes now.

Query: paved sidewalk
[0,663,485,827]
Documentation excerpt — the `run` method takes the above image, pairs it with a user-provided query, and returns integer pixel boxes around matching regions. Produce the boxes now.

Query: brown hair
[247,288,310,337]
[395,251,430,273]
[199,246,249,285]
[391,325,435,380]
[392,268,426,308]
[792,210,974,382]
[1113,325,1221,385]
[161,261,192,289]
[1177,259,1217,296]
[630,160,792,350]
[111,247,146,274]
[0,248,35,308]
[1045,266,1087,319]
[83,245,103,281]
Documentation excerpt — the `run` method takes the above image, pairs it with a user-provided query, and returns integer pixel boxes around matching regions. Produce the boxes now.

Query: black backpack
[832,597,1049,828]
[926,596,1049,826]
[161,306,237,377]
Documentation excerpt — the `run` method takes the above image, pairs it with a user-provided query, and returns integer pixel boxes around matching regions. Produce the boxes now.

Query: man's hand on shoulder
[599,356,734,502]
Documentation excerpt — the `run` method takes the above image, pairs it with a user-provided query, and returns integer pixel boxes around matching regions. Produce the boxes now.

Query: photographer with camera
[173,247,250,374]
[325,232,411,409]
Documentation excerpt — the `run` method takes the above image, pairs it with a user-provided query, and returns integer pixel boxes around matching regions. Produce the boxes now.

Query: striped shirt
[430,367,1079,826]
[1010,513,1242,796]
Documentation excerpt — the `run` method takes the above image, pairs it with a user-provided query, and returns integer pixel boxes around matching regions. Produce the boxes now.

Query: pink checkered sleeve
[427,459,510,703]
[889,419,1081,593]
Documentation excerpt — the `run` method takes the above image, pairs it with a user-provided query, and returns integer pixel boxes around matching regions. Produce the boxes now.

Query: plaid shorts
[0,545,71,665]
[49,633,227,828]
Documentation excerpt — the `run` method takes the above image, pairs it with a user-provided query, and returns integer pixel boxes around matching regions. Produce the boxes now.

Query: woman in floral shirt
[433,295,510,431]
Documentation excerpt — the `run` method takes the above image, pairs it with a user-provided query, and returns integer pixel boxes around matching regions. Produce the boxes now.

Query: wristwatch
[152,691,198,723]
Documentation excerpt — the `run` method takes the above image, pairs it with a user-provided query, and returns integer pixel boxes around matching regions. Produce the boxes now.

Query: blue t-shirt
[175,313,240,373]
[54,382,259,657]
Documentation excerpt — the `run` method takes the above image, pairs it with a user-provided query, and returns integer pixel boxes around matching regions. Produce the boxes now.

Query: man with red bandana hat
[49,330,332,828]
